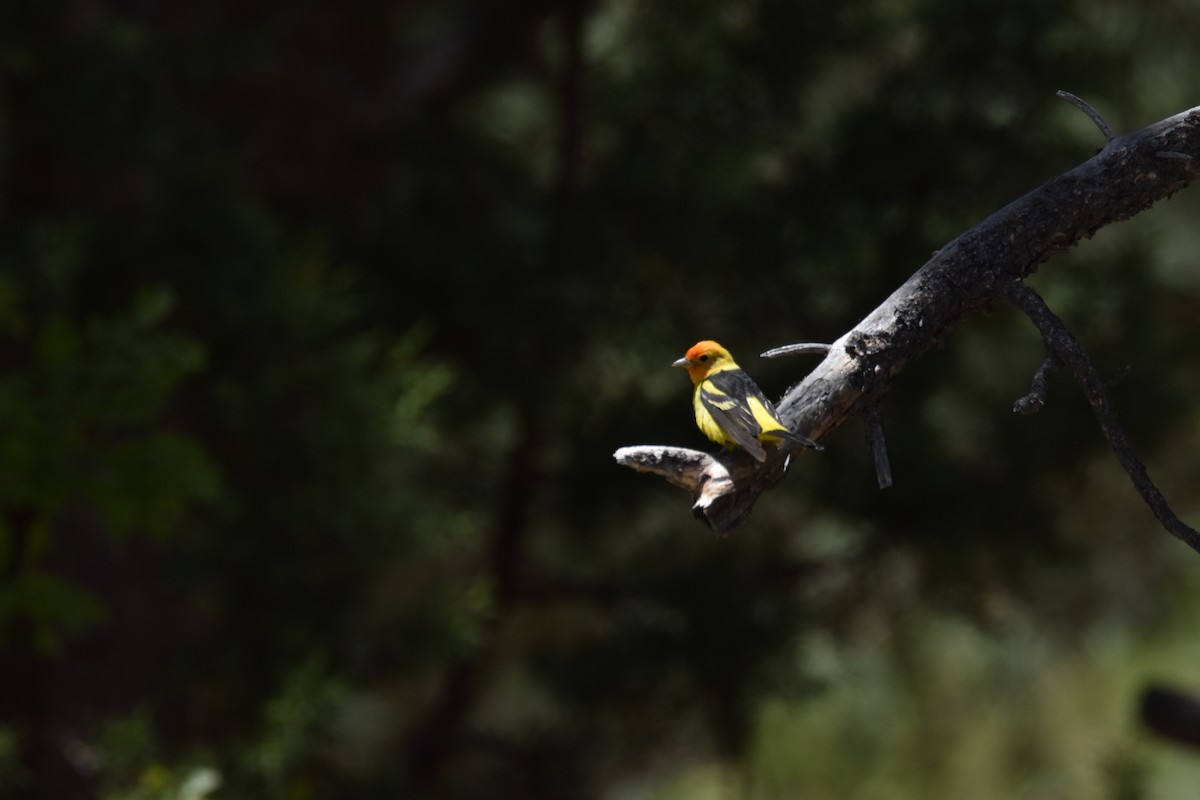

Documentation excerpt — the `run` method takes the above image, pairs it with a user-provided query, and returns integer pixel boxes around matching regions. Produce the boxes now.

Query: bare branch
[618,104,1200,535]
[863,405,893,490]
[1057,90,1116,143]
[1013,353,1059,414]
[1004,280,1200,556]
[614,445,801,532]
[761,342,832,359]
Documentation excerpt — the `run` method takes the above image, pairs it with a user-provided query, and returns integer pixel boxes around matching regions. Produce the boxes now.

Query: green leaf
[86,435,222,540]
[131,286,175,329]
[36,315,79,379]
[0,274,23,337]
[0,571,107,656]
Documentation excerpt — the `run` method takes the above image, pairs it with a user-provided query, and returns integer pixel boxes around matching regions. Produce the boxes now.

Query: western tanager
[672,340,817,462]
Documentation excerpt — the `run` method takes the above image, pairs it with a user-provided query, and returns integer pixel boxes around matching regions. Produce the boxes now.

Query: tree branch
[1012,352,1059,414]
[1057,90,1116,143]
[614,443,803,532]
[617,102,1200,534]
[862,404,893,490]
[1004,281,1200,555]
[761,342,832,359]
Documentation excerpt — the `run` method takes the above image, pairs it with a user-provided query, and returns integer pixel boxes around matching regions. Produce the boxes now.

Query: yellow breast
[692,383,734,446]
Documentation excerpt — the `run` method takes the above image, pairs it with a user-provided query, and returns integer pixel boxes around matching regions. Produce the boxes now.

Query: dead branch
[616,101,1200,534]
[614,444,799,532]
[1004,281,1200,555]
[1057,90,1116,143]
[761,342,833,358]
[1013,352,1059,414]
[863,404,893,490]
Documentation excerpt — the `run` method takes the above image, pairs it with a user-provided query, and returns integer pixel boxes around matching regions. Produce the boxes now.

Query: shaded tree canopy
[2,1,1200,798]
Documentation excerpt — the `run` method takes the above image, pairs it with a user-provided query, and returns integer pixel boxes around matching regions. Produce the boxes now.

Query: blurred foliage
[0,0,1199,798]
[0,281,216,655]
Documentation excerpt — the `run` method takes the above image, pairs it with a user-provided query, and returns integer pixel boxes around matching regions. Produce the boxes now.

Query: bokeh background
[2,1,1200,798]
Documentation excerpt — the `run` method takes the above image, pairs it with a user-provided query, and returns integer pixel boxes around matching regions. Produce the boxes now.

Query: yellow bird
[672,340,817,462]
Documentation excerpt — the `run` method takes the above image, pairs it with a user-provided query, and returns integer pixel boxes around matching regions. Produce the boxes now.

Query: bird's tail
[768,428,821,451]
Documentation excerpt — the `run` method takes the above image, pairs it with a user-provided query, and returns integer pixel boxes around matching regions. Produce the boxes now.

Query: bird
[672,340,818,462]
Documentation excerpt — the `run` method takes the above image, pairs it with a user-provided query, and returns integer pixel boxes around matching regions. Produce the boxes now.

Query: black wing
[700,369,771,461]
[702,370,819,458]
[769,427,819,450]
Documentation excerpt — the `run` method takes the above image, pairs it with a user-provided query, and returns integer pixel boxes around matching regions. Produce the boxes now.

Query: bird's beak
[671,356,690,368]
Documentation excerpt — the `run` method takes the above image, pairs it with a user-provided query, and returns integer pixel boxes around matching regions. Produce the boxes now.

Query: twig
[1012,353,1059,414]
[1057,90,1116,143]
[863,404,893,489]
[760,342,833,359]
[1005,280,1200,555]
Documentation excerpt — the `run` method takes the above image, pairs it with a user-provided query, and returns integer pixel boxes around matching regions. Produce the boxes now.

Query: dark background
[2,1,1200,798]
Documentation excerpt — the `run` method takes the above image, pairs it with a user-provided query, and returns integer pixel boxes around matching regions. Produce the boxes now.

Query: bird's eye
[699,354,709,362]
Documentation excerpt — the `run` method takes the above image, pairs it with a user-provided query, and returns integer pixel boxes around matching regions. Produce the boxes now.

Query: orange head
[671,340,735,384]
